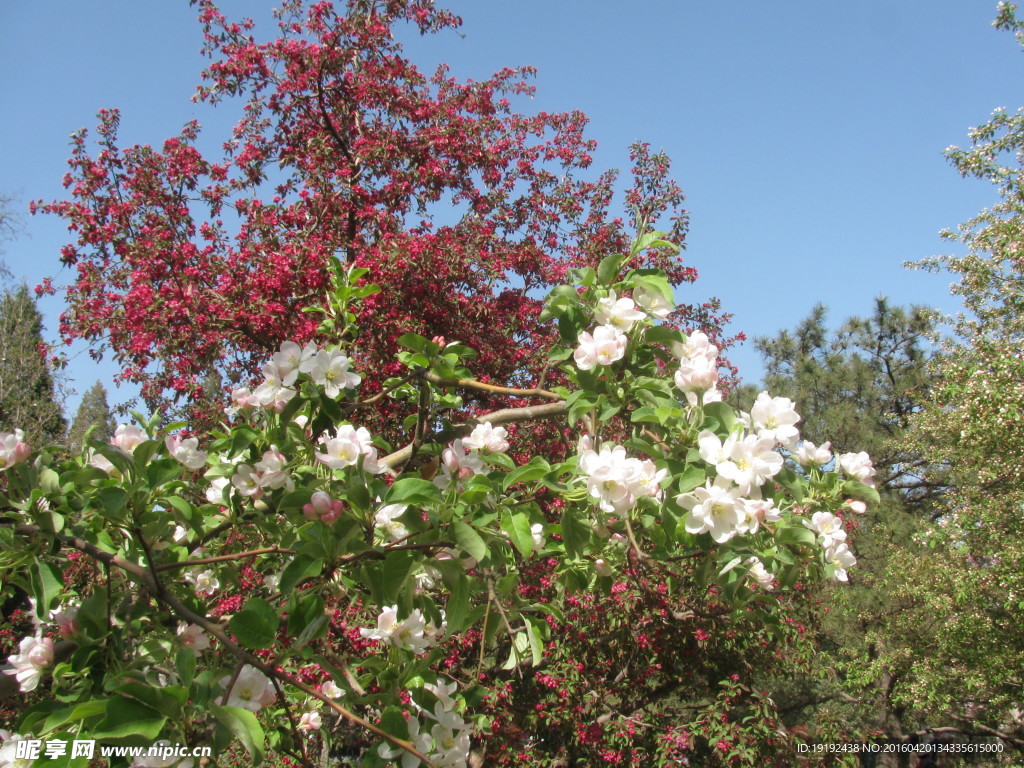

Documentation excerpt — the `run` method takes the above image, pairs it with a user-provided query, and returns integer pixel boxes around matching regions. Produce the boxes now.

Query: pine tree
[0,284,66,446]
[66,380,115,453]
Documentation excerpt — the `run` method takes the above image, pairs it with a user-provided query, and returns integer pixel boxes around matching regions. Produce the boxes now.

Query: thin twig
[155,546,296,572]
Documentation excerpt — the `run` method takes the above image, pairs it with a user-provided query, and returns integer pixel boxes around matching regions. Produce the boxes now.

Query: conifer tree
[66,380,115,453]
[0,285,66,446]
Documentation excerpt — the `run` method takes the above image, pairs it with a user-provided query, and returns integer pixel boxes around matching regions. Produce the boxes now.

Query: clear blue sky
[1,1,1020,416]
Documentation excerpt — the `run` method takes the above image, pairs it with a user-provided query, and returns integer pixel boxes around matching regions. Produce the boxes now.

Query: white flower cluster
[804,511,858,582]
[185,568,220,597]
[232,446,295,496]
[380,680,473,768]
[315,425,383,474]
[176,622,210,655]
[231,340,361,412]
[360,605,446,654]
[574,290,662,371]
[578,439,667,514]
[434,423,509,490]
[672,330,722,405]
[676,393,800,585]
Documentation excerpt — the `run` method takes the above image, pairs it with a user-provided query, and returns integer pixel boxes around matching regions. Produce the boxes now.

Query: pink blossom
[0,430,30,469]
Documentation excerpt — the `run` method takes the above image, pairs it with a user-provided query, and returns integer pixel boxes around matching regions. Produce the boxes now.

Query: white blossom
[677,478,743,543]
[177,623,211,654]
[0,430,30,470]
[374,504,410,541]
[306,349,361,397]
[805,511,847,549]
[838,451,876,487]
[826,543,857,582]
[633,285,674,319]
[3,635,54,692]
[746,557,775,590]
[220,665,276,712]
[316,425,383,473]
[794,440,832,468]
[574,324,627,370]
[595,290,646,333]
[749,392,801,448]
[461,423,509,453]
[360,605,437,653]
[165,435,208,470]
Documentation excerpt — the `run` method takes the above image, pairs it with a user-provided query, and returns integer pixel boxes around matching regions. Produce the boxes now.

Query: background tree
[880,1,1024,749]
[65,380,115,454]
[0,285,66,447]
[752,300,949,760]
[0,194,19,284]
[35,0,734,433]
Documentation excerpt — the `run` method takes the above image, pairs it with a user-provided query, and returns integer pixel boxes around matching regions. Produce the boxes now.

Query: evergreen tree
[0,285,66,446]
[66,380,115,453]
[753,300,943,759]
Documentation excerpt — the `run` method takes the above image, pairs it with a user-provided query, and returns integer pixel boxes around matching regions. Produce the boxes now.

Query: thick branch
[382,401,567,469]
[422,370,564,401]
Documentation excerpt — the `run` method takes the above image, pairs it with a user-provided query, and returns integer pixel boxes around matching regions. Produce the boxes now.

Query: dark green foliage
[0,285,66,446]
[756,299,938,508]
[754,300,943,753]
[67,381,116,453]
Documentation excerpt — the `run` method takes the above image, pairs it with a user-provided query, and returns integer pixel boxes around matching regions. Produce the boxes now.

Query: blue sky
[1,1,1021,416]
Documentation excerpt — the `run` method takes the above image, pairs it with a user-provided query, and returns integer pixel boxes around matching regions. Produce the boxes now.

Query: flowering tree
[867,2,1024,751]
[34,0,731,429]
[0,234,876,766]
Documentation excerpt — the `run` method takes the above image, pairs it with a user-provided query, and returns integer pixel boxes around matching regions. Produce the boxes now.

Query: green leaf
[502,456,551,491]
[525,617,545,666]
[776,524,817,549]
[774,468,805,501]
[444,571,471,632]
[560,508,590,559]
[30,561,63,620]
[381,550,416,604]
[90,441,134,476]
[841,480,880,506]
[702,401,740,434]
[453,522,488,563]
[92,696,166,745]
[177,648,197,688]
[675,464,706,494]
[114,681,184,719]
[42,699,108,732]
[718,556,743,576]
[227,427,260,458]
[629,406,663,425]
[210,704,265,765]
[145,456,181,487]
[384,477,441,506]
[95,486,129,519]
[279,554,324,595]
[163,495,196,524]
[500,511,534,558]
[229,598,279,649]
[643,325,684,345]
[597,253,624,285]
[397,332,429,352]
[632,230,678,254]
